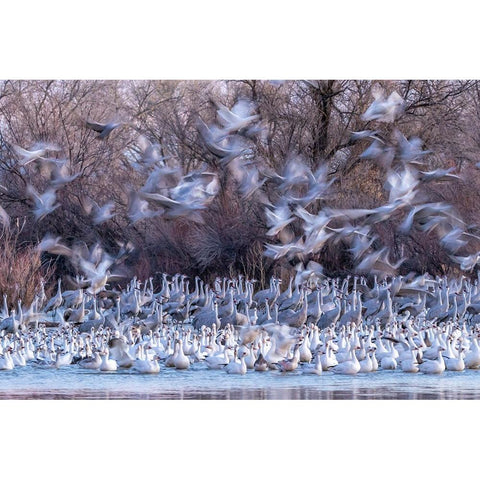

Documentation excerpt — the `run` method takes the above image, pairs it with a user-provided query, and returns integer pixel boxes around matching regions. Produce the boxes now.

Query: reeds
[0,222,54,309]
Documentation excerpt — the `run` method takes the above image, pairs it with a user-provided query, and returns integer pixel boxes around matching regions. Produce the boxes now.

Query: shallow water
[1,363,480,399]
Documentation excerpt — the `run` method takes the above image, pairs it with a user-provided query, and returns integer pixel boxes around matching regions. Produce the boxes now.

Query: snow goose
[464,336,480,369]
[173,339,190,370]
[418,346,445,374]
[400,347,420,373]
[380,340,398,370]
[320,340,338,370]
[244,345,258,369]
[0,348,14,370]
[359,348,375,373]
[331,346,361,375]
[108,337,135,368]
[99,348,118,372]
[11,346,27,367]
[302,353,322,375]
[133,346,160,374]
[78,352,102,370]
[205,347,231,370]
[55,349,73,368]
[298,334,312,363]
[444,345,465,371]
[224,347,247,375]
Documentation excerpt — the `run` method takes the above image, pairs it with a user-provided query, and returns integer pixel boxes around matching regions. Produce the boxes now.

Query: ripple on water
[1,365,480,399]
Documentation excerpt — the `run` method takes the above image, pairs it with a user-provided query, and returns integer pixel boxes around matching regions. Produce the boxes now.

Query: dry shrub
[0,225,54,309]
[187,191,269,283]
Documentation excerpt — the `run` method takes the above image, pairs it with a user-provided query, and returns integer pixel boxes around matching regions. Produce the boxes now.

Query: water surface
[1,364,480,399]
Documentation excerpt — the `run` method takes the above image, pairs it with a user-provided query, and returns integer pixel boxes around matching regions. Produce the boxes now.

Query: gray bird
[362,90,404,123]
[394,131,431,163]
[215,99,260,134]
[13,143,61,166]
[36,234,73,257]
[265,201,295,237]
[418,167,461,183]
[80,196,115,225]
[85,120,122,139]
[26,184,60,221]
[133,135,168,169]
[127,190,161,224]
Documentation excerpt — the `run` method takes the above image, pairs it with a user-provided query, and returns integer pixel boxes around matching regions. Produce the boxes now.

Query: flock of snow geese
[1,270,480,376]
[2,85,480,381]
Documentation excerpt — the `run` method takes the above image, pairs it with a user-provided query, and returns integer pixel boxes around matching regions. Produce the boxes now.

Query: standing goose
[277,290,309,328]
[205,347,231,369]
[358,348,375,373]
[400,347,420,373]
[133,346,160,374]
[331,345,361,375]
[320,340,338,370]
[418,346,446,374]
[44,279,63,313]
[302,352,322,375]
[278,343,301,372]
[444,345,465,372]
[0,348,14,370]
[254,352,268,371]
[224,347,248,375]
[99,348,118,372]
[173,339,190,370]
[78,351,102,369]
[464,336,480,369]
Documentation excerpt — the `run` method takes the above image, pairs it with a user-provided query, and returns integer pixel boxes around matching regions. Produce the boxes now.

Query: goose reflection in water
[0,386,478,400]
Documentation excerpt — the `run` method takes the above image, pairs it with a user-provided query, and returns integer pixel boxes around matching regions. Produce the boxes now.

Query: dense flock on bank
[1,270,480,376]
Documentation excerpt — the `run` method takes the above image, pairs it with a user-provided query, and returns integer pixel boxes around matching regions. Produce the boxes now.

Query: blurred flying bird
[286,165,336,207]
[80,196,115,225]
[85,120,122,139]
[349,232,377,260]
[295,206,331,235]
[70,243,121,295]
[450,252,480,272]
[293,260,324,287]
[215,99,260,134]
[355,246,405,277]
[36,234,73,257]
[350,130,383,142]
[139,169,219,221]
[13,143,61,166]
[362,90,404,123]
[438,226,470,253]
[197,119,247,163]
[265,201,295,237]
[359,139,387,159]
[140,165,182,194]
[228,159,268,201]
[264,238,305,260]
[394,131,431,163]
[127,189,161,224]
[398,202,461,234]
[303,227,333,254]
[384,167,419,204]
[418,167,461,183]
[0,205,10,229]
[49,163,81,187]
[133,135,168,169]
[26,184,60,221]
[278,156,312,192]
[328,201,404,225]
[328,223,371,243]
